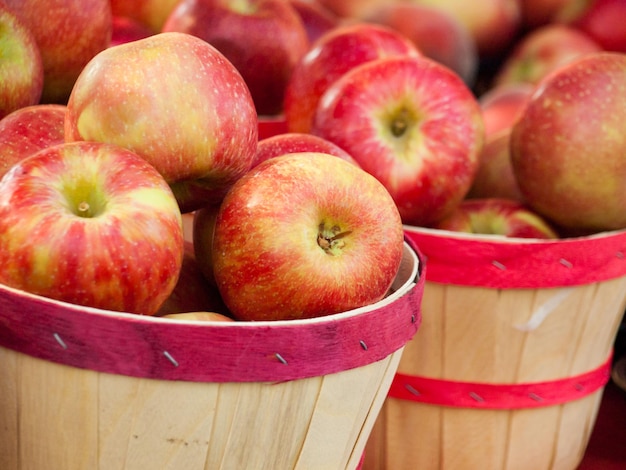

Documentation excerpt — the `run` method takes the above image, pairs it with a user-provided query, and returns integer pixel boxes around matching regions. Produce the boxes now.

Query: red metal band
[388,353,613,409]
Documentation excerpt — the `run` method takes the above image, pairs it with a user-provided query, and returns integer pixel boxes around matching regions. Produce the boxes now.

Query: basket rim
[0,240,424,383]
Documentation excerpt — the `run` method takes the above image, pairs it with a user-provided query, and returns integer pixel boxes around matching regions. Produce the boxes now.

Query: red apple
[493,24,603,88]
[0,141,184,315]
[254,132,359,167]
[557,0,626,53]
[404,0,522,58]
[467,129,526,203]
[65,32,259,213]
[432,198,559,239]
[311,55,484,227]
[110,15,154,47]
[4,0,112,104]
[315,0,389,19]
[0,104,66,180]
[479,82,534,138]
[110,0,181,33]
[156,243,231,316]
[163,0,310,117]
[283,22,421,133]
[0,3,43,119]
[289,0,341,44]
[518,0,575,28]
[364,2,479,85]
[510,52,626,232]
[209,152,405,321]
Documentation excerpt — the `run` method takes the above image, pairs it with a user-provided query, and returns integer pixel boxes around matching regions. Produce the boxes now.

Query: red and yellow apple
[0,3,43,119]
[110,0,181,33]
[209,152,405,321]
[110,15,154,47]
[479,82,534,139]
[283,22,421,133]
[163,0,310,117]
[289,0,341,44]
[432,198,559,239]
[0,104,66,179]
[160,311,235,322]
[0,141,184,315]
[311,55,484,227]
[510,52,626,232]
[64,32,259,213]
[493,24,603,88]
[4,0,112,104]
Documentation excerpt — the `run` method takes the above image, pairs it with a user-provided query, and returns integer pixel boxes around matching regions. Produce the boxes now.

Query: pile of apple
[1,0,625,322]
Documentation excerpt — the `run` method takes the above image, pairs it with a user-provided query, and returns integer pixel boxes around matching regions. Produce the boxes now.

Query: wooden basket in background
[365,227,626,470]
[0,240,424,470]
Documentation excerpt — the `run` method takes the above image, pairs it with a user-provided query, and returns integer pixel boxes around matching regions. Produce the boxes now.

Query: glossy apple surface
[0,141,184,315]
[210,152,405,321]
[432,198,559,238]
[65,32,258,213]
[163,0,310,116]
[510,52,626,232]
[312,55,484,227]
[0,4,43,119]
[0,104,66,179]
[283,22,421,133]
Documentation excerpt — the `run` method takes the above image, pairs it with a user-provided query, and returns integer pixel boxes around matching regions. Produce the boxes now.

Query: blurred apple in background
[65,32,259,213]
[160,311,235,322]
[110,0,180,33]
[510,52,626,232]
[363,2,479,86]
[0,141,184,316]
[311,55,484,227]
[0,4,43,119]
[0,104,66,179]
[4,0,112,104]
[432,198,559,239]
[492,24,603,88]
[315,0,388,19]
[163,0,310,117]
[283,22,421,133]
[479,82,534,138]
[466,129,526,202]
[210,152,405,321]
[403,0,522,58]
[556,0,626,53]
[110,15,154,47]
[156,243,231,317]
[518,0,575,28]
[289,0,341,43]
[254,132,359,167]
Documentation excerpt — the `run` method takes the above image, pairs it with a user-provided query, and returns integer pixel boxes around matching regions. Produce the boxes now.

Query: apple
[0,104,66,180]
[431,198,560,239]
[493,24,603,88]
[478,82,534,138]
[518,0,575,28]
[209,152,405,321]
[254,132,359,168]
[466,129,526,203]
[110,0,181,33]
[64,32,259,213]
[192,204,221,287]
[289,0,341,44]
[0,141,184,316]
[510,52,626,232]
[156,243,231,316]
[364,2,479,86]
[403,0,522,58]
[311,55,484,227]
[0,3,43,120]
[556,0,626,53]
[4,0,112,104]
[163,0,310,117]
[283,22,421,133]
[314,0,389,19]
[110,15,154,47]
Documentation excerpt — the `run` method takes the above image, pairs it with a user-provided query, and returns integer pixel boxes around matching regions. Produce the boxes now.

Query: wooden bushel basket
[365,227,626,470]
[0,240,424,470]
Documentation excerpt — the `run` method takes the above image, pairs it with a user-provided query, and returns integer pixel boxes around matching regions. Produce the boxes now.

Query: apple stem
[317,223,351,255]
[77,201,91,217]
